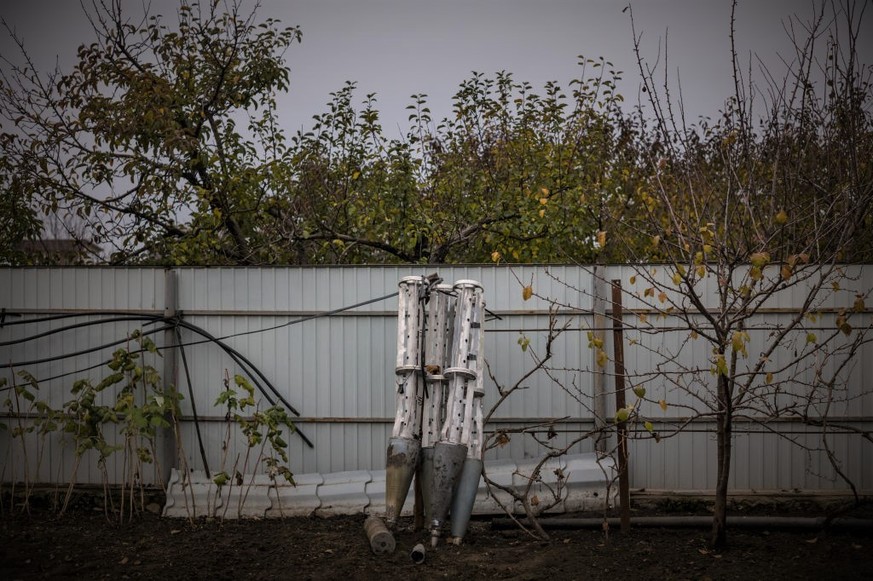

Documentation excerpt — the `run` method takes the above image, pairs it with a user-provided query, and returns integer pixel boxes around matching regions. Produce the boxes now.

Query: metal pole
[592,265,607,453]
[161,268,179,486]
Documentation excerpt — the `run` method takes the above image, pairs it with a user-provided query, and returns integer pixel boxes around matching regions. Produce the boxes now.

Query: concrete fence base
[163,452,617,519]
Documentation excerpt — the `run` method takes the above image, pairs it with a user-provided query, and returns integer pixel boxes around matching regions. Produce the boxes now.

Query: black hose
[0,310,163,327]
[490,516,873,531]
[0,315,162,347]
[0,323,176,369]
[175,326,210,476]
[171,318,314,448]
[0,292,396,447]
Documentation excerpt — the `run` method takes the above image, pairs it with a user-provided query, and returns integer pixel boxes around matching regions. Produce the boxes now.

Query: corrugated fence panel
[0,268,167,485]
[1,265,871,495]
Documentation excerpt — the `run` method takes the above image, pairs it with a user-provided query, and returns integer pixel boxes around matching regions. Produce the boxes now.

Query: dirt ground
[1,498,872,580]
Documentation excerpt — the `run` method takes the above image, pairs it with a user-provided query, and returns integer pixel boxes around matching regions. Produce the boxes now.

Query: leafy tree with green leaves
[0,152,41,265]
[284,62,644,264]
[0,0,300,264]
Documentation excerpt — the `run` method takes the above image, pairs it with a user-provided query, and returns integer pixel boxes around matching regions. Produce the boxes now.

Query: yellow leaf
[750,252,770,268]
[672,272,682,285]
[644,421,654,433]
[690,330,699,340]
[539,197,549,205]
[540,187,550,196]
[597,230,607,248]
[491,251,502,263]
[854,295,866,312]
[731,332,742,351]
[714,354,728,376]
[658,291,667,304]
[351,170,361,180]
[651,235,661,247]
[696,265,706,278]
[832,281,841,291]
[659,399,668,412]
[517,336,530,352]
[806,332,817,345]
[522,285,533,301]
[629,275,637,285]
[766,372,773,384]
[539,208,546,217]
[596,349,608,367]
[836,310,853,336]
[615,407,629,422]
[644,287,655,298]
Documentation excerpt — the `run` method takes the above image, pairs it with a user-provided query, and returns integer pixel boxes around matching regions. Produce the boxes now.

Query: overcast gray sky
[2,0,870,136]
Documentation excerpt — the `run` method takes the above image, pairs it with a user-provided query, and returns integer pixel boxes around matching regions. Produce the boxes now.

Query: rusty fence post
[611,279,631,532]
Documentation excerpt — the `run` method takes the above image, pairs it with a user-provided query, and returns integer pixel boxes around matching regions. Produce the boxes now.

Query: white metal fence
[1,265,871,494]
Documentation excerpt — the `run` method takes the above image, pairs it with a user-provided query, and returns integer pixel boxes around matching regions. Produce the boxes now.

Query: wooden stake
[611,280,631,532]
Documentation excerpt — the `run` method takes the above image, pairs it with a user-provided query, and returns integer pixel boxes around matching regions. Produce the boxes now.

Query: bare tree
[590,0,873,547]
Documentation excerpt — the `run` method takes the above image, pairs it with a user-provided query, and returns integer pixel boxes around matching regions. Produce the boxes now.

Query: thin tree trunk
[711,373,732,548]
